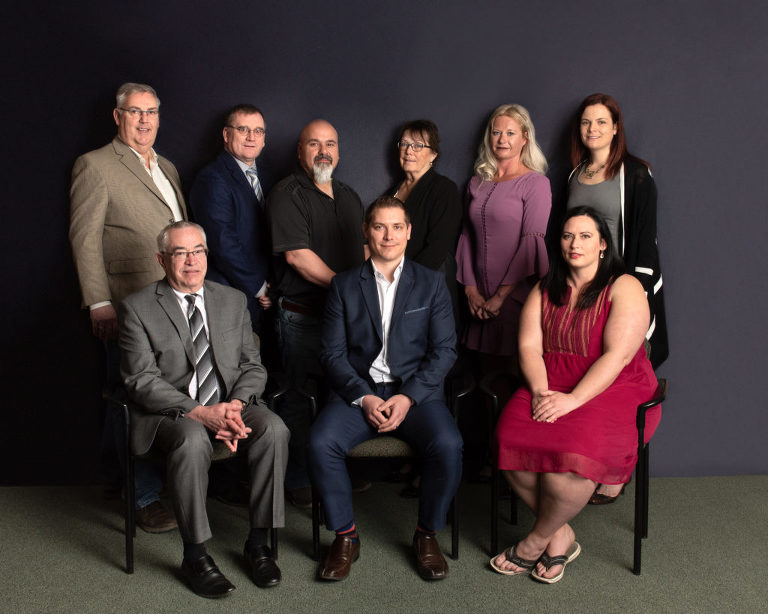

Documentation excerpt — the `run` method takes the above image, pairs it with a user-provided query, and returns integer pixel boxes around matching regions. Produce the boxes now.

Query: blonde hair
[473,103,548,181]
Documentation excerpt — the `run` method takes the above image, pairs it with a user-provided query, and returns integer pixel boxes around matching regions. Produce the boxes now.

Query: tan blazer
[69,137,187,307]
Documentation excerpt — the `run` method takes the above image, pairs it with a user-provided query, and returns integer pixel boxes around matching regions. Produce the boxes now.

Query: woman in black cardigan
[567,92,669,503]
[386,120,462,315]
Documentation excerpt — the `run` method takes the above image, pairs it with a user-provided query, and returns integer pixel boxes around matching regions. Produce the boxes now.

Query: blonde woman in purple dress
[456,104,552,372]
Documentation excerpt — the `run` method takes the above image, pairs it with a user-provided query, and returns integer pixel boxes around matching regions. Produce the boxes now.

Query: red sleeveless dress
[495,285,661,484]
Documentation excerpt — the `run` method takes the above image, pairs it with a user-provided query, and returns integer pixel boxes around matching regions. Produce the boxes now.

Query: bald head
[298,119,339,184]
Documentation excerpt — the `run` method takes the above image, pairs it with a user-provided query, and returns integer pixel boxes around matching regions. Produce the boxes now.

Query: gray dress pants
[153,402,289,544]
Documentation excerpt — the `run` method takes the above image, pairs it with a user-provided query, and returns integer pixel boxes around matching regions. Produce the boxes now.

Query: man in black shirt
[266,119,366,506]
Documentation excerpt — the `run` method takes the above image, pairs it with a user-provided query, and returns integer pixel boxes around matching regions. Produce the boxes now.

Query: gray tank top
[567,170,621,254]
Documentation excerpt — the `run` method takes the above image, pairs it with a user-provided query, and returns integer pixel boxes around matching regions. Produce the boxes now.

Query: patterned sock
[415,526,436,537]
[336,521,359,543]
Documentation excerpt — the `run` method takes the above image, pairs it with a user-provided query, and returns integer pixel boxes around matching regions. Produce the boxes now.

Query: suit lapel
[202,281,223,352]
[360,262,382,343]
[158,155,187,217]
[222,152,254,194]
[113,138,174,211]
[390,260,414,333]
[155,279,196,366]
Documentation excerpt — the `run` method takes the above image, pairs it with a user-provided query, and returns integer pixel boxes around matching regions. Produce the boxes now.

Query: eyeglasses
[227,125,266,136]
[163,248,208,261]
[119,107,159,118]
[397,140,432,152]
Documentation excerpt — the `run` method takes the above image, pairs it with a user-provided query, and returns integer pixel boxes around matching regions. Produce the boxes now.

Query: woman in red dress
[490,206,660,583]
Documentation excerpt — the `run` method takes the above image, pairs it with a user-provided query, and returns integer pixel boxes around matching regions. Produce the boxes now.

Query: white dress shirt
[352,258,405,407]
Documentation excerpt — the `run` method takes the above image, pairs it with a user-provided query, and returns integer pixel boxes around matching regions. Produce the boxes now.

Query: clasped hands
[361,394,412,433]
[531,390,580,423]
[187,400,251,452]
[466,287,503,320]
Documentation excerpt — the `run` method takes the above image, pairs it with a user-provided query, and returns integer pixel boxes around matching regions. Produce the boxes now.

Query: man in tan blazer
[69,82,185,532]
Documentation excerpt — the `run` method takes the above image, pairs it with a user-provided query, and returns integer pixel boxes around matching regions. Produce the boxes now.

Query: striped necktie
[185,294,220,406]
[245,167,265,206]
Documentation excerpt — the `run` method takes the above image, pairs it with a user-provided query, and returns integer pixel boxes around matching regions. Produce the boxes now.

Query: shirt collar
[231,154,255,174]
[127,144,158,168]
[371,257,405,283]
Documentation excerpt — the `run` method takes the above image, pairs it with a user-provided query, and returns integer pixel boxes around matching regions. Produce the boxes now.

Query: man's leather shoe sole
[413,533,448,580]
[319,534,360,581]
[136,501,177,533]
[181,555,235,598]
[245,544,281,588]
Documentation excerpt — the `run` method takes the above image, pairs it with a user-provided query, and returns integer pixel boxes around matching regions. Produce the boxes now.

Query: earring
[599,250,605,259]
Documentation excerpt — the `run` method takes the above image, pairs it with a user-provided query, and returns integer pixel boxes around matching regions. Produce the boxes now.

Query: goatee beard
[312,163,333,184]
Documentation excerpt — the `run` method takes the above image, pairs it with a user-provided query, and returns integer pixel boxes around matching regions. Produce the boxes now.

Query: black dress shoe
[244,544,281,588]
[180,555,235,599]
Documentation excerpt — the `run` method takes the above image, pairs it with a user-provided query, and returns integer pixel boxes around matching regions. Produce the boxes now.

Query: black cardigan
[620,159,669,368]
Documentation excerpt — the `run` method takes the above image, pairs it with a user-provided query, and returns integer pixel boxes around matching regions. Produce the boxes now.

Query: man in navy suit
[308,196,463,582]
[190,104,272,336]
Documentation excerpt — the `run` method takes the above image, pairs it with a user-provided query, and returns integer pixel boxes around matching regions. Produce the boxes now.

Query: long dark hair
[569,93,650,180]
[541,206,624,308]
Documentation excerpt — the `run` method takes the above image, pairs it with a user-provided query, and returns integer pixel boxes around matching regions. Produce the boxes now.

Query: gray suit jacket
[69,137,187,307]
[119,279,267,455]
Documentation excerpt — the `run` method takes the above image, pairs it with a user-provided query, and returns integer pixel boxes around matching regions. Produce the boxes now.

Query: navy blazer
[321,259,456,406]
[190,151,271,322]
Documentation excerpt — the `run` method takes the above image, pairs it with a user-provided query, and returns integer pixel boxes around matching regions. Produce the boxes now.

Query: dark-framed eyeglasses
[163,248,208,261]
[396,140,431,152]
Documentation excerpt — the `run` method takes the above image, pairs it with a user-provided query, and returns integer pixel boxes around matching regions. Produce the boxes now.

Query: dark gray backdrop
[2,1,766,483]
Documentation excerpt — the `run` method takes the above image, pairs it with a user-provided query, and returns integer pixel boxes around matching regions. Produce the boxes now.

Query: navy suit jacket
[320,259,456,406]
[190,151,271,323]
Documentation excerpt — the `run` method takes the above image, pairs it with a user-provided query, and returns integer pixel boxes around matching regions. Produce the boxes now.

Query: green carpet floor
[2,476,766,613]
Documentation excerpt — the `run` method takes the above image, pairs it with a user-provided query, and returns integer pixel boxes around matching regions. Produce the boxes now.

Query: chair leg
[311,487,321,561]
[633,445,649,575]
[125,450,135,574]
[450,495,459,560]
[633,470,642,575]
[123,401,135,575]
[490,466,499,556]
[642,444,650,538]
[271,528,279,560]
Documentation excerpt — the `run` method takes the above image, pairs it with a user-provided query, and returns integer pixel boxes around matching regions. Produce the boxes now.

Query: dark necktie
[185,294,220,406]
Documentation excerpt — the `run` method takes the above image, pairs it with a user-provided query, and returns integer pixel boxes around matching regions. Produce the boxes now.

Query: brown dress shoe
[319,534,360,581]
[412,533,448,580]
[136,501,178,533]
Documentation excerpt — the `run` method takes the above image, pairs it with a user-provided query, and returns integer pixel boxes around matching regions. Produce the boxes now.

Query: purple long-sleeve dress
[456,172,551,356]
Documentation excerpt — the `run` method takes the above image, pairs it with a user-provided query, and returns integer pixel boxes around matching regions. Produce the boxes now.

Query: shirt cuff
[89,301,112,310]
[255,281,268,298]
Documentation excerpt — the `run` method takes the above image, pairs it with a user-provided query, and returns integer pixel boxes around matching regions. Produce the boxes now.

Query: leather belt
[281,299,317,316]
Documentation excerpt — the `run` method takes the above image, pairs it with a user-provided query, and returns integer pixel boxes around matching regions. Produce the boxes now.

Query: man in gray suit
[119,221,289,598]
[69,83,185,532]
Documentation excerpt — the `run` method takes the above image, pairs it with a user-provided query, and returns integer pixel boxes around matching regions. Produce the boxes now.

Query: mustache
[314,154,333,164]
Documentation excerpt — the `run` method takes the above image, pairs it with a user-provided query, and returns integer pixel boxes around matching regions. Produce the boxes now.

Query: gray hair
[156,221,207,253]
[116,82,160,109]
[474,103,548,181]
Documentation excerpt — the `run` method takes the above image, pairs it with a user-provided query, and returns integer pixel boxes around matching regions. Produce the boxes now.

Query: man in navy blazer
[309,196,463,582]
[190,104,272,335]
